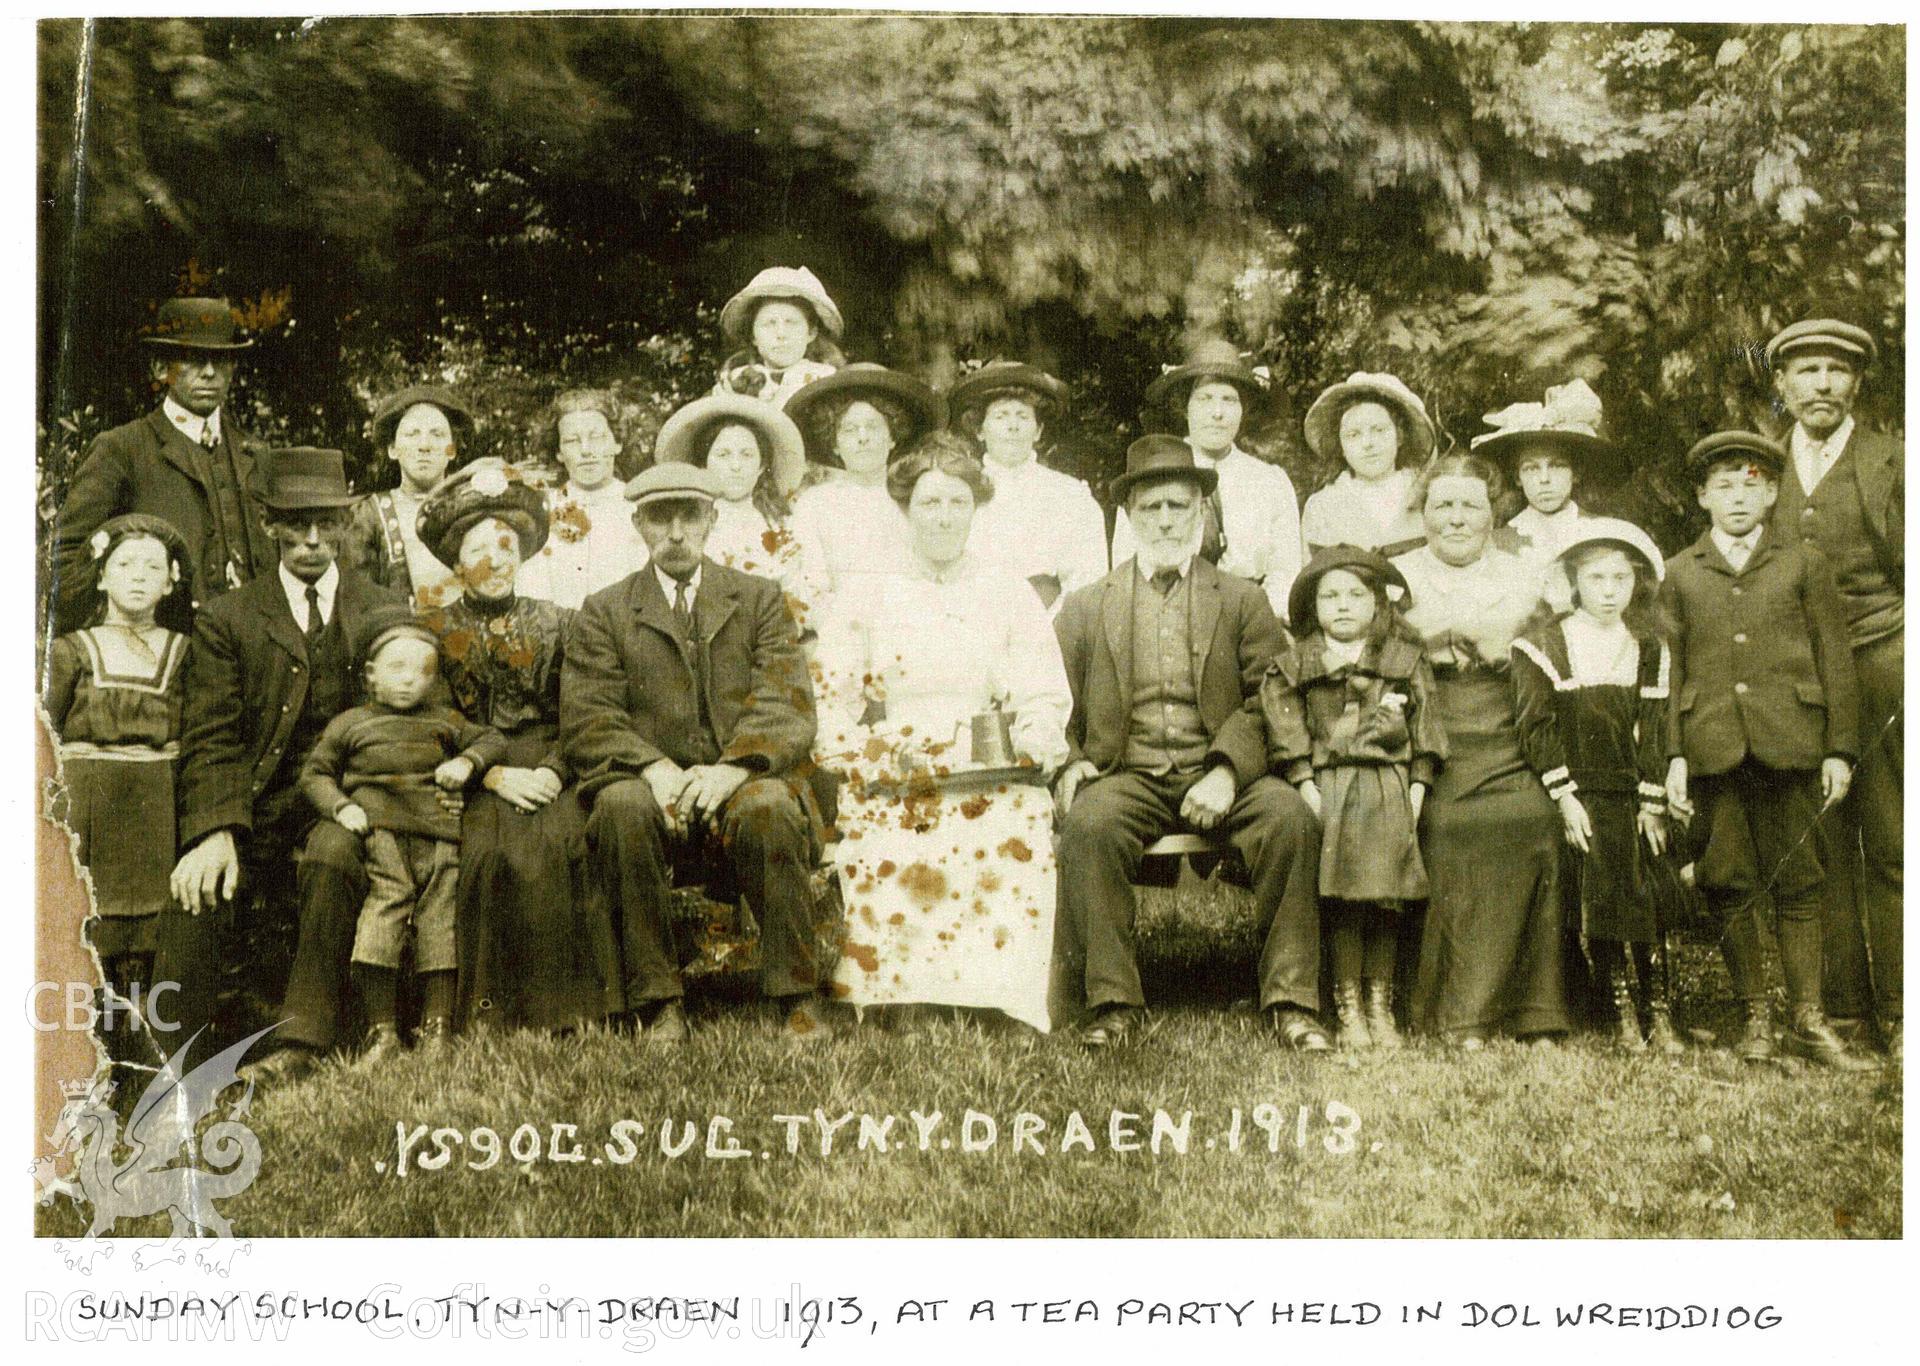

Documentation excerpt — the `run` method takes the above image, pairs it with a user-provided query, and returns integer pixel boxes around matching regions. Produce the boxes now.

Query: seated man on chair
[561,463,831,1043]
[1052,436,1328,1050]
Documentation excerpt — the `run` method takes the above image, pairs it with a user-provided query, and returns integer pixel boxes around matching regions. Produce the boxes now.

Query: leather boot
[1609,968,1646,1054]
[1364,979,1402,1050]
[1333,981,1370,1049]
[1783,1004,1880,1072]
[1735,1001,1774,1063]
[1645,1005,1685,1057]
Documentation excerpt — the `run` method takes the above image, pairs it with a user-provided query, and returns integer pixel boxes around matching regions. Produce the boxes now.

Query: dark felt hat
[946,362,1069,427]
[416,459,550,566]
[1685,430,1787,482]
[1144,337,1271,413]
[1764,318,1878,370]
[354,603,438,667]
[1109,434,1219,504]
[370,384,476,452]
[262,448,357,511]
[785,364,945,463]
[139,297,254,351]
[1287,544,1410,634]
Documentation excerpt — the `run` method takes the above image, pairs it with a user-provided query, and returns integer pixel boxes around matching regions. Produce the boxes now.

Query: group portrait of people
[39,265,1901,1090]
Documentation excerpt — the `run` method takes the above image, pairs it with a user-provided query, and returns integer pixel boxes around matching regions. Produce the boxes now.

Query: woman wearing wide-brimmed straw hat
[1299,371,1435,562]
[653,393,830,636]
[1112,337,1302,620]
[786,364,944,600]
[945,360,1107,611]
[344,383,477,607]
[712,266,846,410]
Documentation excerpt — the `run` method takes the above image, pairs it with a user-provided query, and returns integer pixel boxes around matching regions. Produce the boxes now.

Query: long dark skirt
[454,732,624,1033]
[1412,669,1570,1039]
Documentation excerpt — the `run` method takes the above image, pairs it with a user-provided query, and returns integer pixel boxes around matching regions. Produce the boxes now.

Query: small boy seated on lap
[301,607,507,1059]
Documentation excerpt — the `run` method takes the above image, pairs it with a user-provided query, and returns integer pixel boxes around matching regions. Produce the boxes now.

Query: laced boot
[1645,1003,1685,1057]
[1735,1001,1775,1063]
[1783,1004,1880,1072]
[1364,979,1402,1050]
[1609,968,1646,1054]
[1333,981,1371,1050]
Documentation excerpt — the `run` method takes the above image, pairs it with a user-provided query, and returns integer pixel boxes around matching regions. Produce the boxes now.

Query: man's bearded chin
[1133,521,1205,574]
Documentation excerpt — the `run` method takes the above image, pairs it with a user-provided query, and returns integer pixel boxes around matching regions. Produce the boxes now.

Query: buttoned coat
[1772,426,1904,583]
[177,567,401,848]
[51,408,278,634]
[1660,528,1859,776]
[1053,556,1285,787]
[560,560,817,804]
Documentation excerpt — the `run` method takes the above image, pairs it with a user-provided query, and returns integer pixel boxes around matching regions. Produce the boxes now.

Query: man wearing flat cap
[1765,318,1903,1058]
[51,297,277,635]
[1052,436,1328,1051]
[562,463,831,1043]
[172,448,403,1083]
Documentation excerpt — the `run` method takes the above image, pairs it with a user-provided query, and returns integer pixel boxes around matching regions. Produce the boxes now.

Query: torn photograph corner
[28,9,1901,1246]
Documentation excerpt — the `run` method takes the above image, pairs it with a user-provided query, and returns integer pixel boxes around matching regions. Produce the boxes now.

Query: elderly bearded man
[1764,318,1904,1060]
[1052,436,1328,1050]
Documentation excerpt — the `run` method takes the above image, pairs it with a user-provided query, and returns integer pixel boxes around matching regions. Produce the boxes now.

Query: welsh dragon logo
[40,1025,273,1239]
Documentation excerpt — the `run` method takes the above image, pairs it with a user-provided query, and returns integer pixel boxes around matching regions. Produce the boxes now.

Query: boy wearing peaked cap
[1660,431,1873,1071]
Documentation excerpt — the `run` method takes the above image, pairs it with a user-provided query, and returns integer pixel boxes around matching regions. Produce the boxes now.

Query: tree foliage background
[38,15,1904,548]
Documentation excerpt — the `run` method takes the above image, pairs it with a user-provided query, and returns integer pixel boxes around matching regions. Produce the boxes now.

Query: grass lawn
[38,879,1901,1239]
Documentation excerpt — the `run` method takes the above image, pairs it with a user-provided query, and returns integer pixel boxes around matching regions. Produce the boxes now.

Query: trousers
[1818,631,1903,1023]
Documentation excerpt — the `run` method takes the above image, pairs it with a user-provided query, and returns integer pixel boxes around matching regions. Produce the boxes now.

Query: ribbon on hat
[89,529,111,560]
[1479,379,1604,440]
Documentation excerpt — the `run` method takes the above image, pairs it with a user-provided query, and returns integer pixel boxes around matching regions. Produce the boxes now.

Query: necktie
[1200,486,1227,565]
[1150,568,1180,596]
[1725,539,1750,572]
[672,579,694,639]
[304,584,324,652]
[200,421,218,452]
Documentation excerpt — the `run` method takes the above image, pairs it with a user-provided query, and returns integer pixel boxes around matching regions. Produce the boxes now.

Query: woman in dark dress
[1392,453,1569,1047]
[416,461,623,1033]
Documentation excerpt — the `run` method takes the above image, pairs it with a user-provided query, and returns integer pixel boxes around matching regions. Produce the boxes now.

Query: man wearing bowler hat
[1052,435,1328,1051]
[172,448,403,1084]
[51,297,277,634]
[562,463,830,1044]
[1762,319,1903,1060]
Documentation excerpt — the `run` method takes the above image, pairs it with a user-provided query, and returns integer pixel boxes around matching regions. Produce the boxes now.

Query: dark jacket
[177,566,403,846]
[1660,527,1859,776]
[560,560,817,803]
[50,407,278,634]
[1053,557,1283,787]
[1261,631,1446,788]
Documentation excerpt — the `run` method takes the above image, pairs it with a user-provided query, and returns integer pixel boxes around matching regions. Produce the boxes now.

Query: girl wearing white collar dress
[712,266,845,411]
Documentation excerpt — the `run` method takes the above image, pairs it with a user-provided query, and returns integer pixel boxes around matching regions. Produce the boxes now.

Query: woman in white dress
[814,433,1072,1032]
[654,393,829,638]
[517,389,646,609]
[787,363,944,602]
[1298,372,1436,567]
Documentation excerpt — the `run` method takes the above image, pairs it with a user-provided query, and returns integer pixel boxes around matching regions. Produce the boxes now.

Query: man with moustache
[1764,319,1903,1060]
[1052,436,1327,1051]
[172,449,402,1084]
[562,463,830,1044]
[51,297,276,634]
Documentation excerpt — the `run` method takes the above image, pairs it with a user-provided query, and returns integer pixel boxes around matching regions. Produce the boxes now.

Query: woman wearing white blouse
[516,389,647,610]
[814,434,1071,1032]
[1298,371,1436,564]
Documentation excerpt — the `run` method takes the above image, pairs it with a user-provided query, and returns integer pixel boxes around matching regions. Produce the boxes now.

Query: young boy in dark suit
[1661,431,1875,1071]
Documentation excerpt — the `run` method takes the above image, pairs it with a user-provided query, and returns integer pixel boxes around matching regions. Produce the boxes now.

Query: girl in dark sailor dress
[1262,545,1445,1050]
[1512,519,1679,1055]
[43,513,219,1073]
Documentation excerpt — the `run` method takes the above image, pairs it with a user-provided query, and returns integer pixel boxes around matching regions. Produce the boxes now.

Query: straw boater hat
[1764,318,1878,370]
[718,266,844,342]
[261,448,358,512]
[946,361,1069,429]
[1108,433,1219,503]
[1286,544,1412,635]
[369,384,476,452]
[1469,378,1626,485]
[785,363,945,463]
[415,459,550,566]
[139,297,254,351]
[1143,337,1271,413]
[1685,430,1787,483]
[653,393,809,498]
[1302,372,1437,465]
[1553,518,1667,583]
[625,461,724,507]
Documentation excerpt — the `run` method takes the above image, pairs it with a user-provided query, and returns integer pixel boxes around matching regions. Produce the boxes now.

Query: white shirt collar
[655,563,702,603]
[1321,634,1367,668]
[162,396,221,446]
[1186,442,1239,469]
[278,561,340,629]
[1791,415,1855,494]
[1136,555,1196,585]
[1710,524,1763,563]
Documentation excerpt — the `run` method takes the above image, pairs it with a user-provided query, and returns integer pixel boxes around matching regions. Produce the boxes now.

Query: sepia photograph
[25,4,1902,1269]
